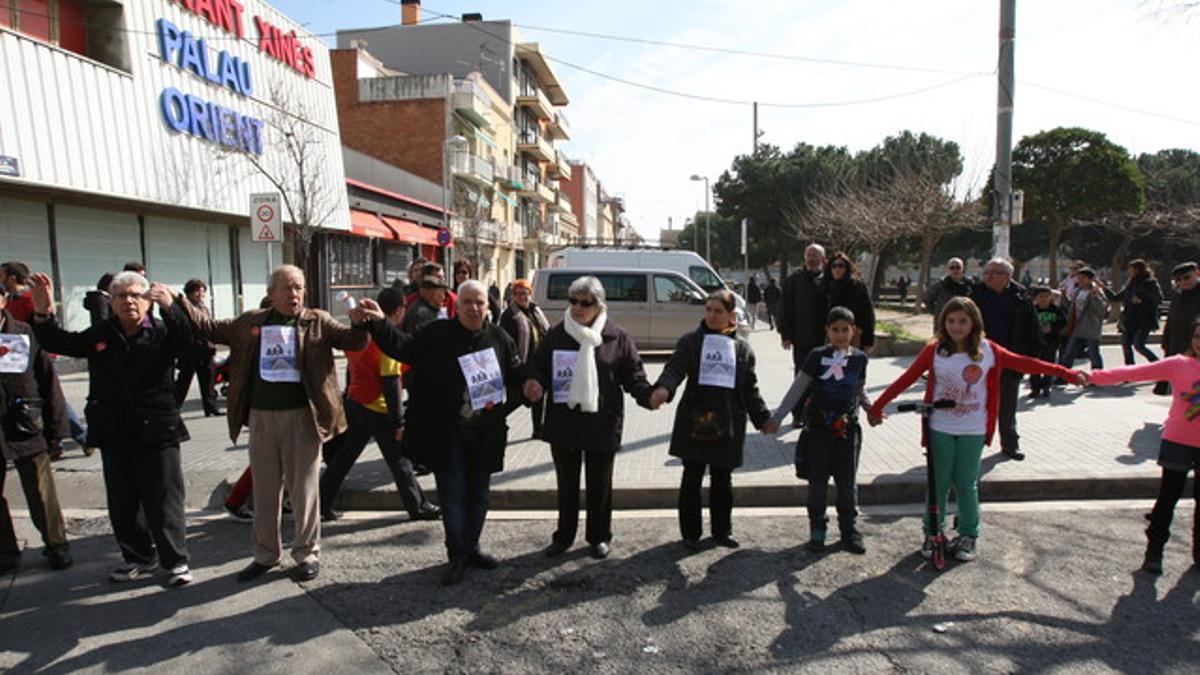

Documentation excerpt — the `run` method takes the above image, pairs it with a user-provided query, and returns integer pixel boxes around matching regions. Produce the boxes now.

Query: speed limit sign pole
[250,193,283,275]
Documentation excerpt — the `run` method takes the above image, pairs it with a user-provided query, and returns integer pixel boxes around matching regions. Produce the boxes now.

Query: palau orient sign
[156,0,318,155]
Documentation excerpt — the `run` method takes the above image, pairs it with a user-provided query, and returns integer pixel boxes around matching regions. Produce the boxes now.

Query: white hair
[568,276,607,308]
[268,265,305,290]
[948,257,964,267]
[457,279,486,298]
[985,257,1014,275]
[109,271,148,295]
[806,243,826,257]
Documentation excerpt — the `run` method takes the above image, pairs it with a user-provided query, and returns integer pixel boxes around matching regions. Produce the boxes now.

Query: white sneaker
[921,535,935,559]
[953,536,977,562]
[109,561,157,583]
[167,564,193,587]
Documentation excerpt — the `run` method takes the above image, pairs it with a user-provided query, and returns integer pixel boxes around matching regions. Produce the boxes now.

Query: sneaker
[953,536,977,562]
[807,531,826,553]
[841,529,866,555]
[921,535,935,559]
[109,561,157,583]
[167,564,193,587]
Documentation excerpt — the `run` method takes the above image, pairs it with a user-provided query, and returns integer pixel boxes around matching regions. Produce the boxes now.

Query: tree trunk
[869,246,890,298]
[917,232,939,305]
[1047,225,1062,286]
[778,249,790,279]
[1110,232,1133,281]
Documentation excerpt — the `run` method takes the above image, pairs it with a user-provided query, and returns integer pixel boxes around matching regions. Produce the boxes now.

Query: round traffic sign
[437,227,452,246]
[256,204,275,222]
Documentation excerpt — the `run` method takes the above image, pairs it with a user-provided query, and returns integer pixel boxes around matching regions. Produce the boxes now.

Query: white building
[0,0,347,329]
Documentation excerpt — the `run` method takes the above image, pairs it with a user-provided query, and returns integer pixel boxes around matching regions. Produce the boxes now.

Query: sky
[272,0,1200,240]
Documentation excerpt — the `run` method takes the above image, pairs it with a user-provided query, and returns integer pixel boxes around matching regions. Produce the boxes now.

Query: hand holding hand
[1072,370,1089,387]
[148,282,174,309]
[780,339,792,350]
[760,420,780,435]
[523,379,544,403]
[649,387,669,410]
[29,273,55,314]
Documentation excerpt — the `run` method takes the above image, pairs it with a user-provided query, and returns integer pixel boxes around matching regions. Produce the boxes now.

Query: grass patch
[877,319,922,343]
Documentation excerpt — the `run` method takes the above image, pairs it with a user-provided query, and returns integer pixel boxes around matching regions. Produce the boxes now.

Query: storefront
[0,0,347,329]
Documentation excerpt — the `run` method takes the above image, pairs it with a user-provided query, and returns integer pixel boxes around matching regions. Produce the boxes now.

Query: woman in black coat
[822,252,876,351]
[526,276,654,560]
[1106,259,1163,365]
[650,290,774,550]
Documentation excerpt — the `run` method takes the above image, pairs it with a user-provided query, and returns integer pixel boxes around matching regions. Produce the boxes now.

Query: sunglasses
[568,297,597,308]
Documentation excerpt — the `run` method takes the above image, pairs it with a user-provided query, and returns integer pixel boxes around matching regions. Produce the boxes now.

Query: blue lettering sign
[159,88,264,156]
[156,17,252,97]
[160,87,188,132]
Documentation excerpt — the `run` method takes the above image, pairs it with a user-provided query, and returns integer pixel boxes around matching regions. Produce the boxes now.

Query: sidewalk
[32,312,1177,513]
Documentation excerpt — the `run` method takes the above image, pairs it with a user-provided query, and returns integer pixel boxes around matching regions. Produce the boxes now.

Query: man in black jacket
[30,271,195,587]
[763,277,782,331]
[970,258,1039,461]
[778,244,828,373]
[924,257,971,325]
[353,281,526,586]
[1160,262,1200,394]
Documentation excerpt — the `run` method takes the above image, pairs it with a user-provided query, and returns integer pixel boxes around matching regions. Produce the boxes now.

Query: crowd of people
[1,244,1197,590]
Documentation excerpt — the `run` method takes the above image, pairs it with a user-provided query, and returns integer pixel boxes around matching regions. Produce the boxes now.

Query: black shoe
[410,505,442,521]
[1001,448,1026,461]
[682,538,702,552]
[293,560,320,582]
[47,550,73,570]
[414,464,433,477]
[205,408,226,417]
[237,561,275,582]
[1153,381,1170,396]
[225,503,253,521]
[841,529,866,555]
[1142,548,1164,575]
[441,559,467,586]
[320,508,343,523]
[590,542,611,559]
[807,536,826,553]
[468,551,500,570]
[544,540,570,557]
[712,536,741,549]
[48,444,64,461]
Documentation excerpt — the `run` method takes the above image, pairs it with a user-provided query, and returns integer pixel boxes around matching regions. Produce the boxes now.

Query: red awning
[383,216,448,247]
[349,209,396,239]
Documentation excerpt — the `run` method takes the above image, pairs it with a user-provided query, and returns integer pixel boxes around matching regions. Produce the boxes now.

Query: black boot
[1142,528,1166,575]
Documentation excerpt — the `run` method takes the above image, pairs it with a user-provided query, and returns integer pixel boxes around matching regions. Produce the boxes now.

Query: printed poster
[458,347,504,411]
[552,350,578,404]
[698,334,737,389]
[0,334,31,373]
[259,325,301,383]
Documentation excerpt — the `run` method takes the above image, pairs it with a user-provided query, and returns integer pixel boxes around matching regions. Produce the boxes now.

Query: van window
[655,275,700,304]
[688,266,724,292]
[547,274,647,302]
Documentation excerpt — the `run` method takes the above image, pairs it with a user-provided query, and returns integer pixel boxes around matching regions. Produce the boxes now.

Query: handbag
[0,380,42,442]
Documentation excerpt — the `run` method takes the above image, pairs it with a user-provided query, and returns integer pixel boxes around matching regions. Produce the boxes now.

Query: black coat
[528,320,653,454]
[32,305,193,448]
[969,281,1039,356]
[777,269,826,352]
[655,323,771,469]
[370,318,523,473]
[924,275,972,319]
[1163,284,1200,356]
[1108,277,1163,333]
[0,311,68,460]
[824,276,876,348]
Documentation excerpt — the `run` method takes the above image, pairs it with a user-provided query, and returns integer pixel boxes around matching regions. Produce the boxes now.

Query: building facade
[0,0,347,329]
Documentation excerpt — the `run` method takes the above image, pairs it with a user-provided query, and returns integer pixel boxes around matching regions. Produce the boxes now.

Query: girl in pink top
[1088,316,1200,574]
[869,297,1083,562]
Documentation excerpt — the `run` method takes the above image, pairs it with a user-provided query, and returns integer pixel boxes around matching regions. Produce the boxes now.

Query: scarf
[563,308,607,412]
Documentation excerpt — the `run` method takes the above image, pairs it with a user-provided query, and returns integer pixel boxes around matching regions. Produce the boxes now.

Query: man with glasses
[970,258,1039,461]
[1159,262,1200,395]
[924,257,972,326]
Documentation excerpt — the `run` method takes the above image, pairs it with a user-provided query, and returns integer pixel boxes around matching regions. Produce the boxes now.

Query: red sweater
[869,339,1077,446]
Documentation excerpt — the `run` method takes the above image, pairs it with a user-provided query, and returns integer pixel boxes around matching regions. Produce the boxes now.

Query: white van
[532,267,748,350]
[546,247,748,322]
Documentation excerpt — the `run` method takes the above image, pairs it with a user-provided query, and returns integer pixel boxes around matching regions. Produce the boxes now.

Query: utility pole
[993,0,1016,259]
[753,101,758,153]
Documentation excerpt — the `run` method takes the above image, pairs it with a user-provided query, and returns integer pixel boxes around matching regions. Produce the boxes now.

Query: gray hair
[985,257,1014,276]
[268,265,305,290]
[457,279,486,298]
[109,271,148,295]
[568,276,606,308]
[806,243,826,257]
[948,257,964,268]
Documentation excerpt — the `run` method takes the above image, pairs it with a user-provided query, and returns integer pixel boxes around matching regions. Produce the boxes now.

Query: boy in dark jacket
[768,306,872,554]
[1029,286,1065,399]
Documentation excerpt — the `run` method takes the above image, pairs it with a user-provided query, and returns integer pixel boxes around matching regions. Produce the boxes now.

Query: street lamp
[690,174,710,262]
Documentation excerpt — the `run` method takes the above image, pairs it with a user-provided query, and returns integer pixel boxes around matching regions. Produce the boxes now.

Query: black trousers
[551,443,615,546]
[1147,467,1199,545]
[804,426,861,533]
[0,452,68,563]
[100,442,188,569]
[1030,344,1058,393]
[175,352,219,414]
[531,399,545,439]
[678,460,733,540]
[997,370,1023,452]
[320,398,433,516]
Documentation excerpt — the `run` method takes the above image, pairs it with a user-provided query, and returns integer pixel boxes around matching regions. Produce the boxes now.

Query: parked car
[532,267,749,350]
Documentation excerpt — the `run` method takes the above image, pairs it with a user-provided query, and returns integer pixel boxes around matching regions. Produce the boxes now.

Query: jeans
[926,431,985,537]
[804,426,861,534]
[1060,336,1103,370]
[1121,328,1160,366]
[678,461,733,540]
[434,430,492,561]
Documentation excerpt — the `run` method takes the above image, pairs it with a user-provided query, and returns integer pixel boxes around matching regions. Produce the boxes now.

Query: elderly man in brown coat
[174,265,368,582]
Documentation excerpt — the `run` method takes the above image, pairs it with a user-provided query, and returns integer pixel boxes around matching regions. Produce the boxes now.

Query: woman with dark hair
[649,290,774,550]
[822,253,876,352]
[1105,259,1163,365]
[175,278,222,417]
[452,260,501,323]
[83,273,114,327]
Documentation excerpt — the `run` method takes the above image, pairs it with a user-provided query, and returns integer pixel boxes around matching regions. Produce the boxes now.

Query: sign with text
[250,192,282,242]
[0,156,19,177]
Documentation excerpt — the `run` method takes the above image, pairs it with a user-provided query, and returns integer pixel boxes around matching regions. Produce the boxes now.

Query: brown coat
[179,302,368,442]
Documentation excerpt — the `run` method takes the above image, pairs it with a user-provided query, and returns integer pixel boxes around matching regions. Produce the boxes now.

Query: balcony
[547,189,573,214]
[516,86,554,120]
[546,110,570,141]
[451,80,492,129]
[516,172,555,203]
[546,151,572,181]
[494,164,524,190]
[516,130,554,162]
[450,151,494,189]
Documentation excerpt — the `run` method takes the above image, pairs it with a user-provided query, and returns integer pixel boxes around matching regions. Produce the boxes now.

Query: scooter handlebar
[895,399,956,413]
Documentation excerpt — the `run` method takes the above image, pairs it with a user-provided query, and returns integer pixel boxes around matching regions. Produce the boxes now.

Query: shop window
[380,243,413,287]
[4,1,130,72]
[328,235,374,287]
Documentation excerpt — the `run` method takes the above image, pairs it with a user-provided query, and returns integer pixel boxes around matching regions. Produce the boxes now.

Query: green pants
[925,431,985,537]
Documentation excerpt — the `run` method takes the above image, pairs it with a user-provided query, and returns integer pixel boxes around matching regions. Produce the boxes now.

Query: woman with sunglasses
[523,276,655,559]
[822,252,876,352]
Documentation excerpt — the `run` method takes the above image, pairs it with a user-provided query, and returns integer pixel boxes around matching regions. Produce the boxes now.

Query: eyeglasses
[568,297,596,308]
[114,292,147,302]
[948,266,963,271]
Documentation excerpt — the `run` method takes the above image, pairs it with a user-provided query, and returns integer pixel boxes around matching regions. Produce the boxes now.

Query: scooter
[896,399,957,570]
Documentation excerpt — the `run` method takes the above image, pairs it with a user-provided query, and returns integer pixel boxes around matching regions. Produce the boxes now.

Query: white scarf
[563,308,607,413]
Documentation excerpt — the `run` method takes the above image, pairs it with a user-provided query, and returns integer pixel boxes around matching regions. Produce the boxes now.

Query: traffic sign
[437,227,452,247]
[250,193,282,242]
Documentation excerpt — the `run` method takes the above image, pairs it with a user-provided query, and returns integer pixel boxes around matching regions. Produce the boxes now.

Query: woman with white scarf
[524,276,655,559]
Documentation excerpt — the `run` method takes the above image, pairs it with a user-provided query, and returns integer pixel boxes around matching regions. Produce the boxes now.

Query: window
[655,275,700,304]
[328,235,374,287]
[688,265,724,292]
[547,273,646,303]
[381,243,413,286]
[4,0,130,71]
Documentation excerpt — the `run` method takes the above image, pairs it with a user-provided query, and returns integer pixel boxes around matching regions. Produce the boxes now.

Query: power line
[1021,81,1200,128]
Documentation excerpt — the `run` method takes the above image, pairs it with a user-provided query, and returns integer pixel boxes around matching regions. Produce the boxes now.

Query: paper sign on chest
[698,334,737,389]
